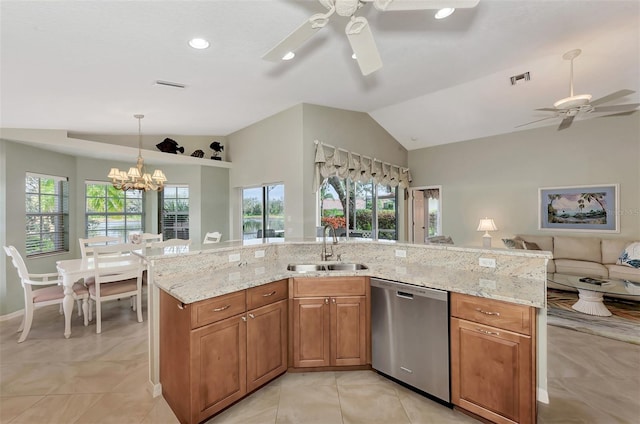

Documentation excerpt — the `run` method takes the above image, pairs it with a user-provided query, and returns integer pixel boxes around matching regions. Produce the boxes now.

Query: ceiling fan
[262,0,480,76]
[518,49,639,131]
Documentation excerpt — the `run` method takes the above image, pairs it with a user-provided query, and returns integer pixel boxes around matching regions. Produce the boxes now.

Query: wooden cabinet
[450,293,536,424]
[160,279,288,424]
[291,277,369,369]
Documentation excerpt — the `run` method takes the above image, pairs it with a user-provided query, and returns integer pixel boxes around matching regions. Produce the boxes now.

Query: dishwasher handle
[396,291,414,300]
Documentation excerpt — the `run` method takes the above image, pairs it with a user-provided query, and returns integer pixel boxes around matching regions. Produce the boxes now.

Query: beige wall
[409,113,640,247]
[227,103,409,239]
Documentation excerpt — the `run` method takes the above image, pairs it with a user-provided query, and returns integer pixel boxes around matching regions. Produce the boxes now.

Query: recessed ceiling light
[435,8,455,19]
[282,51,295,61]
[188,38,210,49]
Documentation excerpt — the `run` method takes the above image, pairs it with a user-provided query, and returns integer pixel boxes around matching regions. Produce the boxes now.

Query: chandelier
[107,114,167,191]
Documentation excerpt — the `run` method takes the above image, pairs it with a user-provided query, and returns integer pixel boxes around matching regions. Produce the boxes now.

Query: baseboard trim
[148,380,162,398]
[0,309,23,322]
[537,387,549,404]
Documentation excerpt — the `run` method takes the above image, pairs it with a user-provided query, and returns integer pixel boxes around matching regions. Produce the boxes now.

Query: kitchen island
[140,239,551,423]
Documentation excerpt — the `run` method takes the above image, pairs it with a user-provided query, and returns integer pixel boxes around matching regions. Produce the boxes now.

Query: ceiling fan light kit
[262,0,481,75]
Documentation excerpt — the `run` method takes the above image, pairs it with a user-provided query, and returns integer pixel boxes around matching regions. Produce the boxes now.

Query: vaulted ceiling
[1,1,638,151]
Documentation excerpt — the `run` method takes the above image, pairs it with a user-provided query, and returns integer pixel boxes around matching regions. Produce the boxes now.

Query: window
[242,184,284,239]
[85,182,144,240]
[25,173,69,256]
[160,185,189,240]
[319,177,398,240]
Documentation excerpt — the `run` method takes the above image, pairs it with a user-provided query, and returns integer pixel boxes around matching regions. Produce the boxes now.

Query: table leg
[62,282,76,338]
[572,289,612,316]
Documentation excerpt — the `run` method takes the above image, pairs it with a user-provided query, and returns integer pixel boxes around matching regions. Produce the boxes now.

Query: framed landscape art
[538,184,619,233]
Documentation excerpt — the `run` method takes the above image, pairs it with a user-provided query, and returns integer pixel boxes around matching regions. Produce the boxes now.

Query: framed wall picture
[538,184,619,233]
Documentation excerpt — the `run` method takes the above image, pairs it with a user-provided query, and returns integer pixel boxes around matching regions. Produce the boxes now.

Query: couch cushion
[602,239,635,264]
[617,241,640,269]
[516,235,553,252]
[502,237,524,249]
[547,259,556,274]
[554,259,608,278]
[606,264,640,283]
[553,236,601,263]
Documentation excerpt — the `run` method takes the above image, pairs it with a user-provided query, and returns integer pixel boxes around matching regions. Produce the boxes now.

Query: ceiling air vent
[155,80,186,89]
[510,72,531,85]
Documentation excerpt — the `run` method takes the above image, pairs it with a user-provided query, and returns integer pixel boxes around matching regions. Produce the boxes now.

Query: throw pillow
[502,237,524,249]
[523,241,541,250]
[617,242,640,268]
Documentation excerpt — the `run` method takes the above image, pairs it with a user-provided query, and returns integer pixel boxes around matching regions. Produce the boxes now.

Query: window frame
[25,172,69,257]
[159,184,190,240]
[84,181,145,240]
[242,183,285,240]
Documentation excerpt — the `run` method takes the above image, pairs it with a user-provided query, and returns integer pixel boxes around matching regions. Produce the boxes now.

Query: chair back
[203,232,222,244]
[129,232,163,247]
[3,245,30,288]
[151,238,191,248]
[93,243,143,285]
[79,236,121,258]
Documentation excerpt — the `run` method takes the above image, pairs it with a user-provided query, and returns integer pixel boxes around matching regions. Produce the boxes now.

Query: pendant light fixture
[107,114,167,192]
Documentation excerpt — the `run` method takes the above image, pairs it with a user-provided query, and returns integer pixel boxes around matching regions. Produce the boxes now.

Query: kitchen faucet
[321,224,338,261]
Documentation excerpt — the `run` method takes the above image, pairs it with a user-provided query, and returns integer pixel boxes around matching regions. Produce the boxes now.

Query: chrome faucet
[321,224,338,261]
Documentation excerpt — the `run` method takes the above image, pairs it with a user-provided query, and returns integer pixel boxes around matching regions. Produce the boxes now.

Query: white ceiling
[1,0,639,151]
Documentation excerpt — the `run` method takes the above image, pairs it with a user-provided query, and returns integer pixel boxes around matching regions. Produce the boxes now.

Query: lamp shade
[477,218,498,232]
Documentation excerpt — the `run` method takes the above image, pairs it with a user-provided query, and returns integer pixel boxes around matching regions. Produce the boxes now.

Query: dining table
[56,253,143,338]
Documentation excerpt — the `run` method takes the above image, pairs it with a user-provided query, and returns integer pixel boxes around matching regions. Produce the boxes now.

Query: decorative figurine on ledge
[156,138,184,154]
[210,141,224,160]
[190,149,205,158]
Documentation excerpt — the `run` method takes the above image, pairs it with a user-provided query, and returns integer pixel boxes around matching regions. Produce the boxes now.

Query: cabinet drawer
[293,277,366,297]
[191,290,246,329]
[247,279,288,310]
[451,292,533,336]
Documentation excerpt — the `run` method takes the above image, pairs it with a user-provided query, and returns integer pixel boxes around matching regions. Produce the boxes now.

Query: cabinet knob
[241,316,247,322]
[249,313,255,319]
[332,298,336,304]
[324,298,329,304]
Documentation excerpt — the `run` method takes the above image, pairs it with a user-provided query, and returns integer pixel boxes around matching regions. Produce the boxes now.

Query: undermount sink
[286,263,368,272]
[326,263,368,271]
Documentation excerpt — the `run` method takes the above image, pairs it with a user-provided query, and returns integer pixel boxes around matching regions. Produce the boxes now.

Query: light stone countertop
[147,239,549,308]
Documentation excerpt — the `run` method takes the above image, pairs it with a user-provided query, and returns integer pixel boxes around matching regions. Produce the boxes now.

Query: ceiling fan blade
[346,17,382,76]
[557,115,575,130]
[590,89,635,107]
[262,12,333,62]
[515,115,557,128]
[535,107,560,112]
[592,103,640,113]
[371,0,480,11]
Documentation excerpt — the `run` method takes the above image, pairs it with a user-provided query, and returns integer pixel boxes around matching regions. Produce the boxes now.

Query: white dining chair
[79,236,121,258]
[129,232,163,247]
[88,243,144,334]
[203,231,222,244]
[3,245,89,342]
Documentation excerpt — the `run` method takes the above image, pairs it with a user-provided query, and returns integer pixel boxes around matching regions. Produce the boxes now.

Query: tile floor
[1,297,639,423]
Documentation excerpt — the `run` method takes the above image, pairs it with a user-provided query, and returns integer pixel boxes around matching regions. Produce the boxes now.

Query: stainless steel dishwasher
[371,277,450,403]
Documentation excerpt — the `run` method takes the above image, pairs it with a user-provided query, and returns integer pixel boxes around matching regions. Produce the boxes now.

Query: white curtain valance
[312,140,411,192]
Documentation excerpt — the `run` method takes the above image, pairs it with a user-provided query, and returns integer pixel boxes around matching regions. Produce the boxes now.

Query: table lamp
[477,218,498,248]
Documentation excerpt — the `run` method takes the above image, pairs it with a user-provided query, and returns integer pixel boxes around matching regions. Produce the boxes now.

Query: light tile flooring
[1,298,639,423]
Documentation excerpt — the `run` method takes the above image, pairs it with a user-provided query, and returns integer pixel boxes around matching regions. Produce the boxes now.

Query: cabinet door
[247,299,288,392]
[331,296,367,366]
[292,297,331,368]
[451,318,533,424]
[191,314,247,423]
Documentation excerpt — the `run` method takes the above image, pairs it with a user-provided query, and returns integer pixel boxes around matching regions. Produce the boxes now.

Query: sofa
[505,235,640,301]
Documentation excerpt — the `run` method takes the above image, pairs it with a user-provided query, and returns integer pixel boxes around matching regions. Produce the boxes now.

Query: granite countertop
[153,259,546,309]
